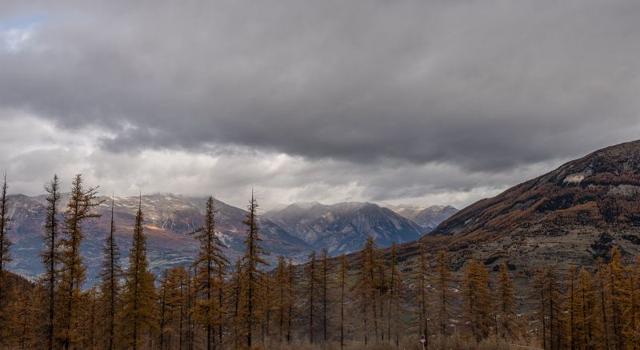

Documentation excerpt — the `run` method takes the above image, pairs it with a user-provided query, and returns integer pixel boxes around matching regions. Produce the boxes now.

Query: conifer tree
[259,271,274,345]
[534,266,562,350]
[339,254,348,350]
[576,267,596,349]
[416,241,429,347]
[320,249,330,343]
[496,262,516,339]
[563,266,578,349]
[77,288,99,350]
[435,250,452,336]
[388,243,402,347]
[100,197,121,350]
[462,258,492,342]
[286,259,295,345]
[194,196,228,350]
[231,260,243,349]
[122,196,156,350]
[354,237,380,345]
[275,256,288,343]
[627,257,640,348]
[158,267,188,350]
[159,270,170,350]
[58,174,101,350]
[11,285,39,350]
[595,261,612,350]
[607,247,629,350]
[306,250,318,344]
[238,192,267,348]
[0,174,11,340]
[42,174,61,350]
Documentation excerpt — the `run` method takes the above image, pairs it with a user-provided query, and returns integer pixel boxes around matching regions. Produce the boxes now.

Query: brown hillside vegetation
[410,140,640,274]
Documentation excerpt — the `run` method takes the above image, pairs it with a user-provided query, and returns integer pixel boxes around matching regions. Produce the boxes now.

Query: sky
[1,0,639,210]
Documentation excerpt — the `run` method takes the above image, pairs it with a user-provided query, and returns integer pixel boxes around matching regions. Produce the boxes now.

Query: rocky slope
[389,205,458,231]
[265,202,424,255]
[418,140,640,273]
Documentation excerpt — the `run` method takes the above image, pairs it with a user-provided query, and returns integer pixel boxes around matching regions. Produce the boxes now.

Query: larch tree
[286,258,295,345]
[306,250,318,344]
[339,254,348,350]
[354,236,381,345]
[159,270,170,350]
[387,243,403,347]
[159,268,187,350]
[122,196,157,350]
[275,256,288,343]
[595,260,612,350]
[435,250,452,337]
[231,259,243,349]
[42,174,61,350]
[496,262,516,340]
[462,258,492,342]
[563,266,578,349]
[58,174,101,350]
[239,192,267,348]
[320,249,331,344]
[534,266,563,350]
[416,241,429,348]
[576,267,596,349]
[194,196,228,350]
[627,257,640,347]
[0,174,11,338]
[100,197,122,350]
[607,247,629,350]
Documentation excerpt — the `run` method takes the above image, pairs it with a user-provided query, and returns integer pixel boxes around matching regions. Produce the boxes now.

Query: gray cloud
[1,0,640,208]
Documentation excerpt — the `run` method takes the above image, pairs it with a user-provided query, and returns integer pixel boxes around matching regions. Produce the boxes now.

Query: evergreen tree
[121,196,156,350]
[100,197,122,350]
[58,174,101,350]
[42,174,61,350]
[194,196,228,350]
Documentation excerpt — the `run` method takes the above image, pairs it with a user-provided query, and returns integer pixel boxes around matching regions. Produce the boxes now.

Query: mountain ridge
[412,139,640,273]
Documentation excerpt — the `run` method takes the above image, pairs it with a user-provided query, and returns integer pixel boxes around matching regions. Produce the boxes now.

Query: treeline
[0,174,639,349]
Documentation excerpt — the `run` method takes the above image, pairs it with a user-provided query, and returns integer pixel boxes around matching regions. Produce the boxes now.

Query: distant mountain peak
[386,204,458,231]
[265,201,424,255]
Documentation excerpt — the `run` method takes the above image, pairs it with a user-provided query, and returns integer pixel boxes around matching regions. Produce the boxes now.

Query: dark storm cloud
[1,0,640,206]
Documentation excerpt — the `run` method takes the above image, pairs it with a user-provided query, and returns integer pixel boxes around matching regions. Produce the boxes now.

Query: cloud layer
[1,0,640,209]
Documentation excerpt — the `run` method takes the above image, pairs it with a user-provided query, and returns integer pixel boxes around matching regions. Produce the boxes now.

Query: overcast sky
[1,0,639,210]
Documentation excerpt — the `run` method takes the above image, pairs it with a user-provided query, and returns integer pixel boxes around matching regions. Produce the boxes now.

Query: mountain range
[5,193,455,284]
[12,139,640,287]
